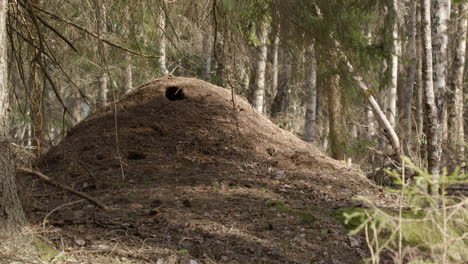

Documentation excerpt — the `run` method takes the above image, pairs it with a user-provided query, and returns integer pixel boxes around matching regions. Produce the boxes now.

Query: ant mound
[29,77,393,264]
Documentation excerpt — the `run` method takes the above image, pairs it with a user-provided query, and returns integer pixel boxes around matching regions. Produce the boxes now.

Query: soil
[19,77,397,264]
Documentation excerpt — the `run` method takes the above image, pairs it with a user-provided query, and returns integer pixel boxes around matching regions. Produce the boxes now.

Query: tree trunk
[252,22,268,113]
[328,74,345,160]
[124,53,133,92]
[271,22,280,98]
[96,1,108,108]
[416,4,424,138]
[304,43,317,143]
[29,61,45,156]
[201,26,213,82]
[157,9,168,76]
[421,0,441,190]
[386,0,399,128]
[448,3,467,164]
[402,0,417,132]
[0,0,27,235]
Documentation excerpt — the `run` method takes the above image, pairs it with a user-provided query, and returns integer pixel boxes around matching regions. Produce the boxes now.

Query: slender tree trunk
[304,43,317,143]
[96,1,108,108]
[402,0,417,132]
[416,4,424,138]
[252,22,268,113]
[201,26,213,82]
[448,3,467,163]
[328,74,345,160]
[386,0,399,128]
[29,60,44,156]
[0,0,27,234]
[157,9,168,76]
[271,23,280,98]
[125,53,133,92]
[421,0,441,190]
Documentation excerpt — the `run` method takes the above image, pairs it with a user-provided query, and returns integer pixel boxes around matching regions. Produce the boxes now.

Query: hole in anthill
[165,86,185,101]
[127,151,146,160]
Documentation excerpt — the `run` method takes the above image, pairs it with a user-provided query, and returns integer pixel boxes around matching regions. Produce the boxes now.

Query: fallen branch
[17,167,112,211]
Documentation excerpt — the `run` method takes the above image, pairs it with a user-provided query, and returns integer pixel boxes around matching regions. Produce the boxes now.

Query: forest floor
[18,77,397,264]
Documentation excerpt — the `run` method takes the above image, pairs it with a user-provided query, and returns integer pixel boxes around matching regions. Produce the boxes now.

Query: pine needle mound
[28,77,394,263]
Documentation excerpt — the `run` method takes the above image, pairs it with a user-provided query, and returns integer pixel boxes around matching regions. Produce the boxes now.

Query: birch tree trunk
[386,0,399,128]
[125,53,133,92]
[252,22,268,113]
[421,0,441,190]
[304,43,317,143]
[448,3,467,162]
[201,26,213,82]
[432,0,450,121]
[0,0,27,234]
[96,1,108,108]
[157,9,168,76]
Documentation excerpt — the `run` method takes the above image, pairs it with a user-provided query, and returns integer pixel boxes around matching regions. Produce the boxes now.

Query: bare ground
[18,77,397,264]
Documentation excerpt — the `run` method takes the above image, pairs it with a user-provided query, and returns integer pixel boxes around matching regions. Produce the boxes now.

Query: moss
[33,237,61,263]
[266,200,315,225]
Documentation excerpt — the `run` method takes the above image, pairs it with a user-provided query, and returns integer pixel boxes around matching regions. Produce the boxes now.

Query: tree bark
[96,1,108,108]
[402,0,417,132]
[0,0,27,234]
[386,0,400,129]
[271,21,280,98]
[448,3,467,163]
[421,0,441,190]
[29,60,45,156]
[304,43,317,143]
[124,53,133,92]
[416,4,424,138]
[328,74,345,160]
[252,22,268,113]
[157,9,168,76]
[201,25,213,82]
[271,12,293,118]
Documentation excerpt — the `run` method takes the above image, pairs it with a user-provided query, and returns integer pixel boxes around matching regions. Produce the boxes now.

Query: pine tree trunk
[0,0,27,234]
[448,3,467,163]
[252,22,268,113]
[158,9,168,76]
[328,74,345,160]
[421,0,441,190]
[304,43,317,143]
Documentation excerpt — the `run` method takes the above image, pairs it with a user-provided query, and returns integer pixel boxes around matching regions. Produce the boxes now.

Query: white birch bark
[96,1,108,108]
[252,22,268,113]
[304,43,317,143]
[201,26,213,82]
[386,0,399,128]
[157,9,168,76]
[432,0,451,150]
